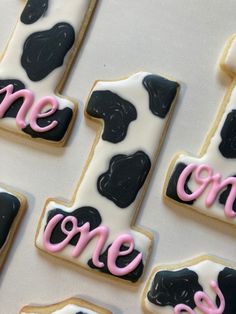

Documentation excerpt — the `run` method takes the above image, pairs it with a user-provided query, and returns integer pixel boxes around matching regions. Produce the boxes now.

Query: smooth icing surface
[51,304,98,314]
[0,0,95,143]
[166,36,236,225]
[36,71,179,282]
[144,258,235,314]
[0,188,21,253]
[87,90,137,143]
[21,0,49,25]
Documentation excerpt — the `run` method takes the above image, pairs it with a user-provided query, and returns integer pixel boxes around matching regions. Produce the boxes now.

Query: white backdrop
[1,1,236,313]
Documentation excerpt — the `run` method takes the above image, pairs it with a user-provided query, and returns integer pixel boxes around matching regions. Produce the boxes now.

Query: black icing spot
[0,79,26,118]
[21,0,49,25]
[97,151,151,208]
[147,268,203,308]
[88,244,143,282]
[0,192,21,249]
[219,110,236,158]
[219,174,236,213]
[143,74,179,118]
[217,267,236,314]
[21,23,75,81]
[86,90,137,143]
[23,107,73,142]
[46,207,102,245]
[166,162,195,205]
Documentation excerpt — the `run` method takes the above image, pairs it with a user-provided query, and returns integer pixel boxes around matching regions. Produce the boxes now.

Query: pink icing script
[174,281,225,314]
[0,84,59,132]
[43,214,143,276]
[177,163,236,218]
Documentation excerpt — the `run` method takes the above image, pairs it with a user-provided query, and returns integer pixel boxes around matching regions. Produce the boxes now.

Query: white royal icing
[36,71,179,281]
[21,303,98,314]
[52,304,98,314]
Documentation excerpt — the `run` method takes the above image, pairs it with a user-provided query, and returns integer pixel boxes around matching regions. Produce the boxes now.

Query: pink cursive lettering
[174,281,225,314]
[0,84,59,133]
[177,163,236,218]
[43,214,143,276]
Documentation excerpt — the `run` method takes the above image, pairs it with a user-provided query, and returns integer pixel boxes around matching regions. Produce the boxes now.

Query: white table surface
[1,1,236,313]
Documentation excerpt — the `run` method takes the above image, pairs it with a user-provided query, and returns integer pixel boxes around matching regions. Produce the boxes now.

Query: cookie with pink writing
[143,256,236,314]
[35,72,179,283]
[0,185,26,271]
[164,34,236,225]
[0,0,97,145]
[20,297,112,314]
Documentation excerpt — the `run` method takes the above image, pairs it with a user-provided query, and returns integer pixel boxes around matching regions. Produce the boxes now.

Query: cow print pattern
[219,174,236,212]
[88,244,144,282]
[217,267,236,314]
[23,107,73,142]
[166,162,195,205]
[147,268,203,308]
[0,79,26,118]
[21,23,75,81]
[219,110,236,158]
[97,151,151,208]
[21,0,49,25]
[45,207,102,245]
[0,192,21,250]
[36,72,179,280]
[86,90,137,143]
[143,74,179,118]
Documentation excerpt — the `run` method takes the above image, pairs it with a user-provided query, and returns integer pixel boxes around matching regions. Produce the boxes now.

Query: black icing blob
[22,107,73,142]
[219,174,236,212]
[143,74,179,118]
[86,90,137,143]
[0,192,21,249]
[0,79,26,118]
[97,151,151,208]
[21,23,75,81]
[219,110,236,158]
[88,244,144,282]
[147,268,203,308]
[216,267,236,314]
[166,162,195,205]
[21,0,49,25]
[76,312,87,314]
[46,207,102,245]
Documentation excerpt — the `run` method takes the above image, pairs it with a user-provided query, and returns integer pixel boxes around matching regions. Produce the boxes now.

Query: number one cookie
[165,35,236,225]
[0,0,97,145]
[36,72,179,283]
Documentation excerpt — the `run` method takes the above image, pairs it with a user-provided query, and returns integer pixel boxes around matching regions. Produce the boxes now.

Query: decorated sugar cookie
[0,186,26,271]
[35,72,179,283]
[143,256,236,314]
[165,35,236,225]
[20,297,112,314]
[0,0,97,145]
